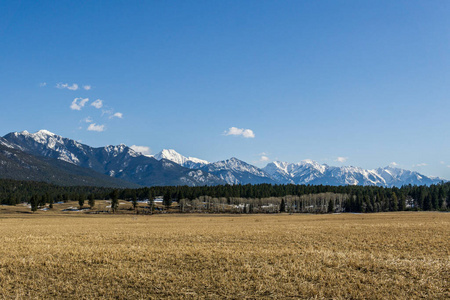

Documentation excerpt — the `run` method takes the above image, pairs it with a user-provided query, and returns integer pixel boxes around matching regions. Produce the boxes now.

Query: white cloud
[335,157,348,163]
[83,85,91,90]
[39,82,47,87]
[130,145,151,155]
[101,109,113,116]
[87,123,105,132]
[260,155,270,162]
[83,116,93,123]
[110,112,123,119]
[56,83,79,91]
[224,127,255,138]
[440,161,445,165]
[91,99,103,109]
[389,162,399,167]
[70,98,89,111]
[413,163,428,167]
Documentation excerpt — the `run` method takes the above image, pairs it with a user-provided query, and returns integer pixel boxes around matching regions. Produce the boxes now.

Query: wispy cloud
[335,157,348,163]
[91,99,103,109]
[101,109,113,117]
[83,116,93,123]
[39,82,47,87]
[70,98,89,111]
[110,112,123,119]
[56,82,79,91]
[260,155,270,162]
[389,162,399,167]
[83,85,91,90]
[87,123,105,132]
[130,145,151,155]
[413,163,428,167]
[256,152,270,162]
[224,127,255,138]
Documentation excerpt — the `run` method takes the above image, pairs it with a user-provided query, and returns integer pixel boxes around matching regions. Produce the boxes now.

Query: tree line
[0,178,448,213]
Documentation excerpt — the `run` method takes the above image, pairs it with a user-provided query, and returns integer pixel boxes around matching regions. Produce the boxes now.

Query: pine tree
[392,192,398,211]
[88,194,95,209]
[327,199,334,213]
[78,194,85,209]
[147,191,154,214]
[163,192,172,211]
[280,198,286,212]
[399,194,406,211]
[30,195,38,212]
[132,192,138,211]
[110,190,119,213]
[48,194,54,209]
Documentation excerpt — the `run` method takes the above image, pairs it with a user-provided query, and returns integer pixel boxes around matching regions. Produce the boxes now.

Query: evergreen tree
[30,195,38,212]
[399,193,406,211]
[327,199,334,213]
[147,190,154,214]
[132,192,138,211]
[110,189,119,213]
[78,194,85,209]
[163,192,172,210]
[423,194,432,211]
[88,194,95,209]
[48,194,54,209]
[392,192,398,211]
[280,198,286,212]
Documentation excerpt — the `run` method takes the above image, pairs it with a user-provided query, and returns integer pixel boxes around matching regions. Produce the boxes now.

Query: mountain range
[0,130,444,188]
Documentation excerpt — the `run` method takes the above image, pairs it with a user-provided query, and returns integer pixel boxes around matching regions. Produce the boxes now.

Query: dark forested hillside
[0,179,114,205]
[0,144,139,188]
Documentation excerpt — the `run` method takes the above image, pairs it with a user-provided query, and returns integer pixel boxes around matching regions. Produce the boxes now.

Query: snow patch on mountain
[264,160,444,187]
[201,157,275,185]
[152,149,209,168]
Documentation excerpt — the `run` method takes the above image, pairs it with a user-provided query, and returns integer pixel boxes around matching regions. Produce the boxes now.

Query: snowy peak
[206,157,263,173]
[373,166,437,186]
[201,157,274,185]
[103,144,140,158]
[152,149,209,168]
[2,131,224,187]
[4,130,86,164]
[2,130,445,188]
[264,161,443,187]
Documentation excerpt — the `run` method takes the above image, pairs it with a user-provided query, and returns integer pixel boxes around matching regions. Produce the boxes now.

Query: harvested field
[0,212,449,299]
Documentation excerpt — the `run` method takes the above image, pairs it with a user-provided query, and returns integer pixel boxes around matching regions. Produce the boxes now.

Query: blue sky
[1,1,449,178]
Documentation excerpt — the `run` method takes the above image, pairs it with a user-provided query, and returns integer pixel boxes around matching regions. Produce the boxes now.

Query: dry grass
[0,211,449,299]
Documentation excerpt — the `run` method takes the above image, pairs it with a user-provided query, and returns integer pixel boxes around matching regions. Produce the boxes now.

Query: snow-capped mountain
[0,142,138,188]
[2,130,445,188]
[375,166,440,187]
[200,157,276,185]
[2,130,225,187]
[151,151,275,185]
[263,161,443,187]
[152,149,209,169]
[0,137,18,149]
[263,160,328,184]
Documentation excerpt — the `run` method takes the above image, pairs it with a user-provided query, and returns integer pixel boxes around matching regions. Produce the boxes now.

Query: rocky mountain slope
[0,144,138,187]
[1,130,444,187]
[3,130,225,187]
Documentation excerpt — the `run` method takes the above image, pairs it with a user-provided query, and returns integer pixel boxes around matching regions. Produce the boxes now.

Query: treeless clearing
[0,212,448,299]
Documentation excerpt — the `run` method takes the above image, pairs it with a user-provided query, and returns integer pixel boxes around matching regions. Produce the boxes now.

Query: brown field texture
[0,204,449,299]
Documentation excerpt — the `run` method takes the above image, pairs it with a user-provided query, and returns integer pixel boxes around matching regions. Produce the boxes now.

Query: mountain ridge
[2,130,445,187]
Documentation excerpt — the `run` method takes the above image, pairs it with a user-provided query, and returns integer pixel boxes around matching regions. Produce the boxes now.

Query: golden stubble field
[0,212,449,299]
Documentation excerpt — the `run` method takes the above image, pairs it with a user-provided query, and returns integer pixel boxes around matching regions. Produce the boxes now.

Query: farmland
[0,210,449,299]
